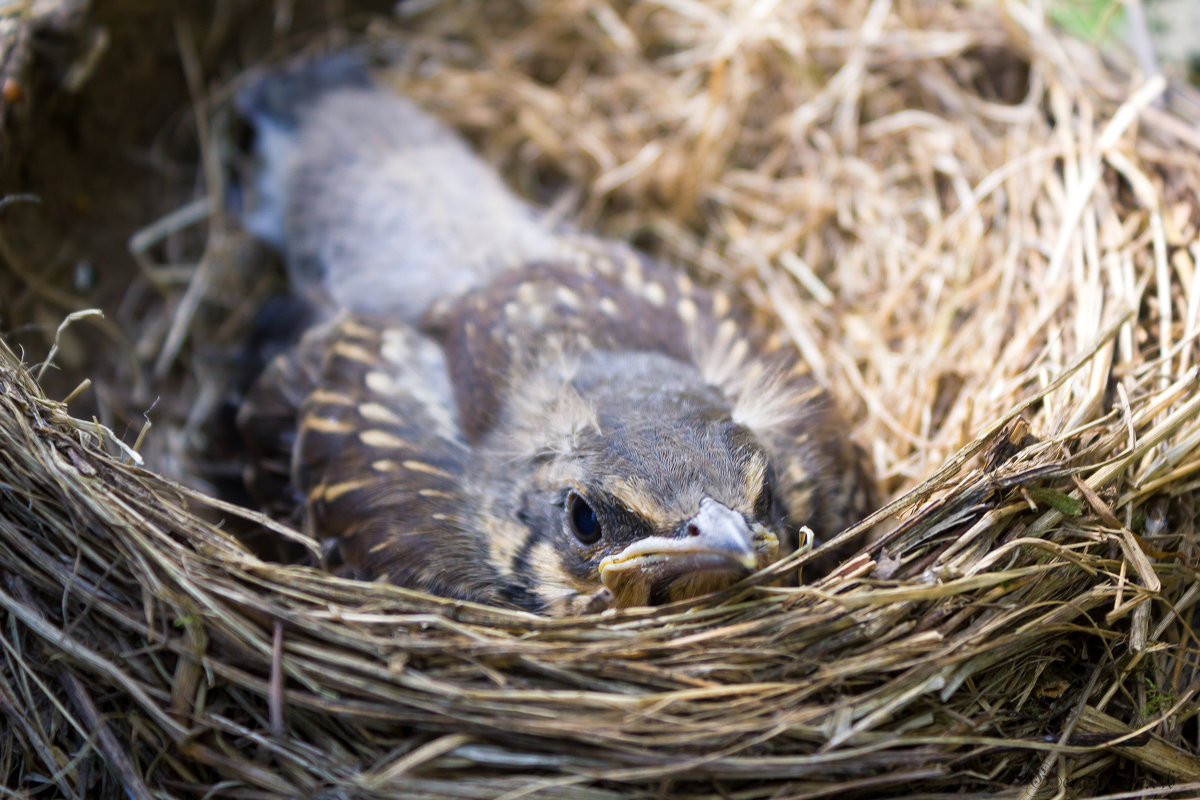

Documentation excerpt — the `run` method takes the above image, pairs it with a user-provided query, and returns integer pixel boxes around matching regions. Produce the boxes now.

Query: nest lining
[1,0,1200,798]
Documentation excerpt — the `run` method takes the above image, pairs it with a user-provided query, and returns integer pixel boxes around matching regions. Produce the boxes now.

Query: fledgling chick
[235,56,875,615]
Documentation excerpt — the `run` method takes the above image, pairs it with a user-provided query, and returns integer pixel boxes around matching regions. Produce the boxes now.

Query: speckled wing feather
[241,317,517,605]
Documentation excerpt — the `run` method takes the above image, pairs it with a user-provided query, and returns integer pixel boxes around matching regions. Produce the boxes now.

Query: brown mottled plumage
[235,56,874,615]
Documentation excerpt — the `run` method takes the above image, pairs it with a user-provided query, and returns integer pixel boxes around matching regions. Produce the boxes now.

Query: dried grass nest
[2,1,1200,798]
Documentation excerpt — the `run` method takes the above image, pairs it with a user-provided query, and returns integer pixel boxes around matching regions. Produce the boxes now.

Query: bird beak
[598,498,764,608]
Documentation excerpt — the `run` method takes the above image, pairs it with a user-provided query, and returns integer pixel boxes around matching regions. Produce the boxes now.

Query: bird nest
[2,1,1200,797]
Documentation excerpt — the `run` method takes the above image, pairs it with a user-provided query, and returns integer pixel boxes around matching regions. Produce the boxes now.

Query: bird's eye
[566,491,602,545]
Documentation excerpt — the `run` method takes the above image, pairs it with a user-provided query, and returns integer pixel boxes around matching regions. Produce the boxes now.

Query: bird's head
[473,351,790,613]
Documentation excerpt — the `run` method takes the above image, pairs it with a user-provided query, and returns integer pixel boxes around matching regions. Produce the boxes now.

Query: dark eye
[567,491,602,545]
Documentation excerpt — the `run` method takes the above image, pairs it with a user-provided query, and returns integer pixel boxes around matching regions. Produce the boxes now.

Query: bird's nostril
[686,523,701,537]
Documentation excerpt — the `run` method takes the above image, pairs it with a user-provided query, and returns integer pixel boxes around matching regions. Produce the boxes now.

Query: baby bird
[234,56,873,615]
